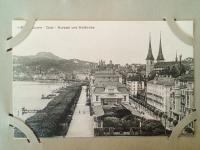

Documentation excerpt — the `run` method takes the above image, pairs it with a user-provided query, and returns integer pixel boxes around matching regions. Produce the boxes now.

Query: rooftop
[126,74,143,81]
[148,77,175,86]
[156,34,165,61]
[117,87,129,94]
[176,73,194,82]
[146,45,154,60]
[94,71,121,77]
[94,82,129,94]
[94,81,126,87]
[146,34,154,60]
[154,61,178,68]
[94,87,105,93]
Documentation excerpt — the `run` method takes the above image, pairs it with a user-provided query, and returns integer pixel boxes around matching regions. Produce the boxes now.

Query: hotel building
[90,70,129,106]
[146,77,175,114]
[170,73,194,121]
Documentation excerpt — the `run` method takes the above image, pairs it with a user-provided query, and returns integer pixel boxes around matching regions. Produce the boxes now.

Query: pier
[21,107,41,115]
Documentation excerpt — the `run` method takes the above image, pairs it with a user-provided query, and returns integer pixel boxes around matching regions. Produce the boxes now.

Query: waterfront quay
[15,82,84,137]
[66,86,94,137]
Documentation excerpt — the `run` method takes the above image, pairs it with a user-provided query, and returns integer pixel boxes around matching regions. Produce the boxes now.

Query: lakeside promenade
[66,86,94,137]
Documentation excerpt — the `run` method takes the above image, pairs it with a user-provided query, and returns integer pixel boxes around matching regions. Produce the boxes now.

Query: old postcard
[12,21,194,137]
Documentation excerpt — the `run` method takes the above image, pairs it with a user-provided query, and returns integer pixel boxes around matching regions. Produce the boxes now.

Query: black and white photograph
[12,21,194,138]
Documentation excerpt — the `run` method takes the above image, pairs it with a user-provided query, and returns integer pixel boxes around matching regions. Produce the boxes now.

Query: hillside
[13,52,97,74]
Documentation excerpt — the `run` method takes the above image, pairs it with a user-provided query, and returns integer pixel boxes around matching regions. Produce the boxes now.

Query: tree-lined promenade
[15,83,83,137]
[66,86,94,137]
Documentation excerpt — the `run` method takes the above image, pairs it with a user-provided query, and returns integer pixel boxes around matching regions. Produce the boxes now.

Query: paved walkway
[129,101,157,120]
[129,100,172,130]
[66,86,94,137]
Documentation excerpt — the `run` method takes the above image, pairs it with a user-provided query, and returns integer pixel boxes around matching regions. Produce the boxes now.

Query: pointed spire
[146,33,154,60]
[149,32,152,49]
[175,51,178,62]
[157,32,165,62]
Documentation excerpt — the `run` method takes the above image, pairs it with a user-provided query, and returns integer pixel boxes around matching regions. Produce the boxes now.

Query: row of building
[13,71,66,81]
[89,33,194,128]
[146,75,194,122]
[145,33,194,122]
[13,69,91,81]
[90,68,194,123]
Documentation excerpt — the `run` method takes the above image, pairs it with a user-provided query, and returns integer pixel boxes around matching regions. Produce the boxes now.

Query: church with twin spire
[145,33,178,76]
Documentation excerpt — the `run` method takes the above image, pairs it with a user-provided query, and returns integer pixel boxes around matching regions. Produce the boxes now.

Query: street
[129,98,172,130]
[66,86,94,137]
[129,99,157,120]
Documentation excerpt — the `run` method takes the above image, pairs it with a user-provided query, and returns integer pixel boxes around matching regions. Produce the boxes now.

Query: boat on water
[41,93,58,99]
[41,87,65,100]
[41,94,51,99]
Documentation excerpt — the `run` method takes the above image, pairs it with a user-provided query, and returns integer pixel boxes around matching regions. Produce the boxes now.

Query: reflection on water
[13,81,63,120]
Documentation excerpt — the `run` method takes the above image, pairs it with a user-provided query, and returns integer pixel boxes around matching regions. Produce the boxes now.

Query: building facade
[146,77,174,114]
[90,70,129,106]
[74,71,89,80]
[127,80,144,96]
[92,83,129,106]
[170,74,194,121]
[94,70,122,84]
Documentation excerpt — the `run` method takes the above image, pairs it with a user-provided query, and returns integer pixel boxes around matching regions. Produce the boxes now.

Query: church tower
[146,33,154,76]
[175,51,178,62]
[156,32,165,63]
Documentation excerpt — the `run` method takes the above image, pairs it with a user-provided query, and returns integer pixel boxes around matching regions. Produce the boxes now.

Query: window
[124,96,126,101]
[108,88,114,93]
[187,97,189,106]
[96,96,99,101]
[173,99,175,110]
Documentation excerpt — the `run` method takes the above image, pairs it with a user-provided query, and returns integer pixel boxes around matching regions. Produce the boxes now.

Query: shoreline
[13,80,64,121]
[13,80,65,84]
[14,83,83,138]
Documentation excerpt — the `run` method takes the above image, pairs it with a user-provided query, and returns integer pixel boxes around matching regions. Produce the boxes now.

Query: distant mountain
[34,52,62,60]
[13,52,97,74]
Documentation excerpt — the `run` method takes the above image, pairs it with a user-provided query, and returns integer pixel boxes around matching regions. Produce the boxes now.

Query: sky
[13,21,193,65]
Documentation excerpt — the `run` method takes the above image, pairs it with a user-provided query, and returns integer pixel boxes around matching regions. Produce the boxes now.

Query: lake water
[13,81,63,120]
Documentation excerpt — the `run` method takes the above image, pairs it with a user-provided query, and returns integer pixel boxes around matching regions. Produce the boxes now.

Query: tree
[163,66,171,75]
[103,117,121,128]
[179,64,186,75]
[122,116,140,131]
[154,110,159,116]
[184,127,194,134]
[23,85,82,137]
[141,120,165,136]
[159,112,164,118]
[170,66,179,78]
[163,113,167,119]
[173,120,178,126]
[115,109,132,118]
[168,117,173,122]
[148,71,156,81]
